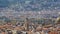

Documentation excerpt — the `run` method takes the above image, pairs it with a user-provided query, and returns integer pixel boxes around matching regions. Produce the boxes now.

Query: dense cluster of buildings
[0,17,60,34]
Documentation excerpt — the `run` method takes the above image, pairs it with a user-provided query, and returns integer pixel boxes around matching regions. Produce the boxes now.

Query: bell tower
[24,18,29,30]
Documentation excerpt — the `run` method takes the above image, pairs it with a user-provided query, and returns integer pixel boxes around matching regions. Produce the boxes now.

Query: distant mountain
[0,0,60,18]
[0,0,9,8]
[0,0,60,11]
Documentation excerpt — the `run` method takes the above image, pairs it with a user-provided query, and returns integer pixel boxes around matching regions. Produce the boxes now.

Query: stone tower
[24,18,29,30]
